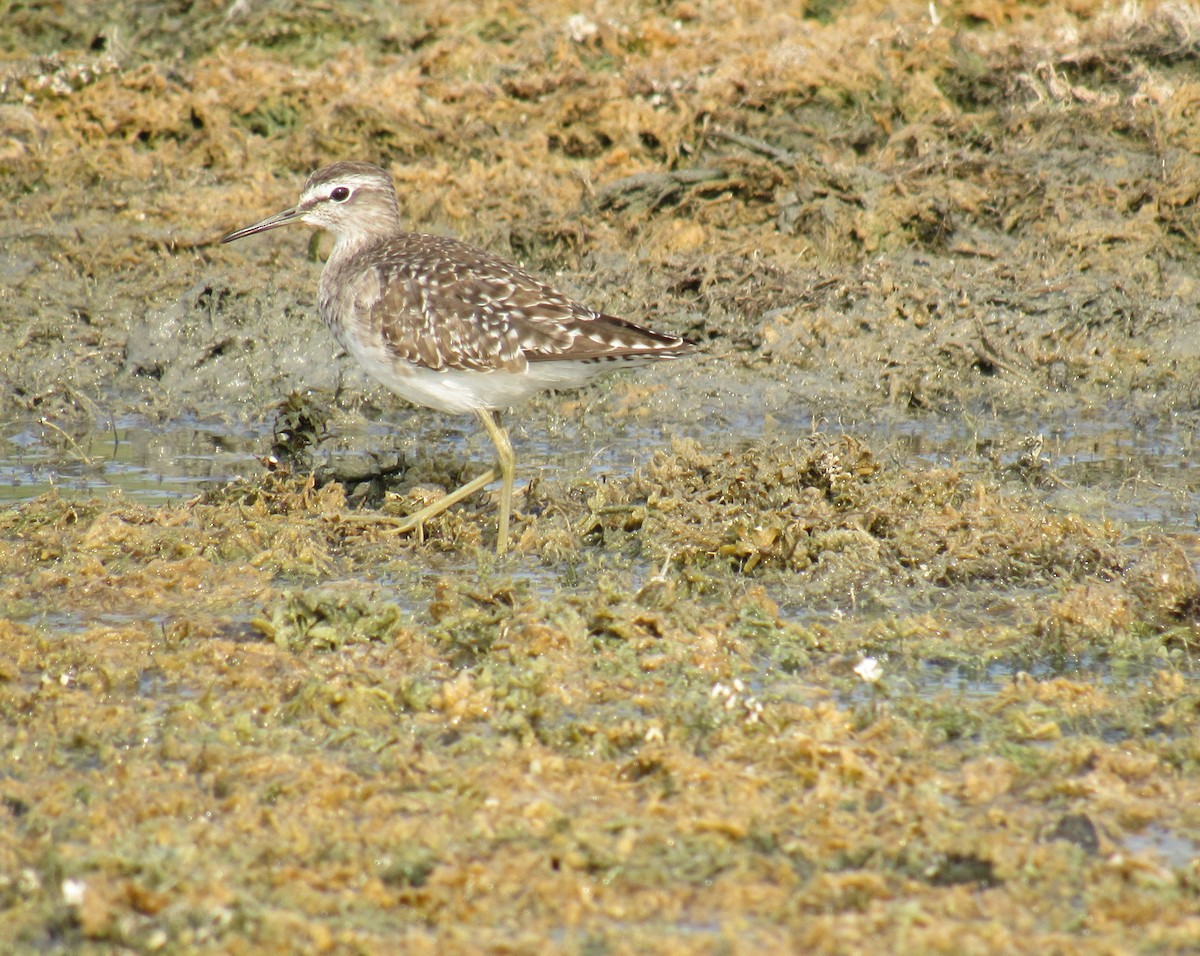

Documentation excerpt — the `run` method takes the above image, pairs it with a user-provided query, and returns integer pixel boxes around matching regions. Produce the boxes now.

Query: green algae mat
[3,0,1200,952]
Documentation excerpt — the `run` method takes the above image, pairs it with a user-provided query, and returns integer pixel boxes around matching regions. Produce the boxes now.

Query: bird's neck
[326,211,403,260]
[326,231,374,263]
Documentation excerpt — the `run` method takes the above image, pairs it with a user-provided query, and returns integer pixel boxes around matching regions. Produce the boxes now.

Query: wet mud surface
[2,0,1200,952]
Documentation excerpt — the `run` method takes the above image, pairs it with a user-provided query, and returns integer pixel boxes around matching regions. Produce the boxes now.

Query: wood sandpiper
[220,161,696,555]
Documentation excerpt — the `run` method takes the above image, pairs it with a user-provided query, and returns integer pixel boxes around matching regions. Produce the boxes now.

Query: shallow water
[4,399,1197,549]
[4,355,1196,577]
[0,415,267,505]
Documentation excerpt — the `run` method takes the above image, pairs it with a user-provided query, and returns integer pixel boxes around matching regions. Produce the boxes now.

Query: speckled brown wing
[355,236,521,373]
[517,309,693,363]
[361,233,691,373]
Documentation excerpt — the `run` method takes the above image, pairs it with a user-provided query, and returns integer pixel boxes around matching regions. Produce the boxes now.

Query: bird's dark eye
[330,186,351,202]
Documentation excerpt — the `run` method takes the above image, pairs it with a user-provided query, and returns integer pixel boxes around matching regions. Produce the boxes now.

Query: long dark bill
[219,207,302,244]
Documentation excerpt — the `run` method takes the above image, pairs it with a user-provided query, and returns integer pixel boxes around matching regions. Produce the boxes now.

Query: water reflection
[2,401,1197,542]
[0,416,266,504]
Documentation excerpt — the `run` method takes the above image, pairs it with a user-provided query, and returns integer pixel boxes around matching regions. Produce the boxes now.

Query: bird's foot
[325,511,427,543]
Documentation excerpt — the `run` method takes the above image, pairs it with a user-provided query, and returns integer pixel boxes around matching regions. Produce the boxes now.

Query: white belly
[344,334,617,414]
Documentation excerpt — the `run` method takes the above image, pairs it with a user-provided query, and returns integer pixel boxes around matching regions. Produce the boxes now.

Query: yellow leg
[476,409,515,555]
[363,463,497,536]
[335,408,515,554]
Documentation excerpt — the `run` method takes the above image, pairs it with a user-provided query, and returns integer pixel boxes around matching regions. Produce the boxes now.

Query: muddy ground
[2,0,1200,952]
